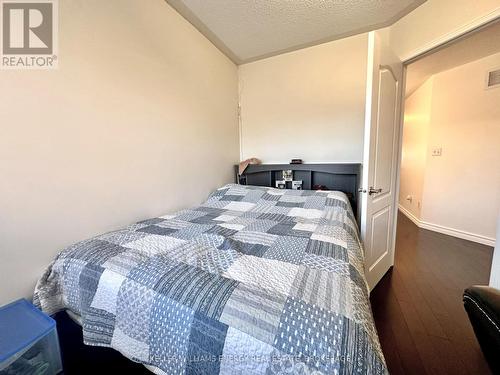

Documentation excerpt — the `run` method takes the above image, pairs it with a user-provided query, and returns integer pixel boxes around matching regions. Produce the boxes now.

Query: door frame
[361,31,404,290]
[378,14,500,290]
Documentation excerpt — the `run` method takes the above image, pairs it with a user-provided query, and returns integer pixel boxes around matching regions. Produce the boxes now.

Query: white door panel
[369,207,390,270]
[373,69,398,198]
[361,31,403,290]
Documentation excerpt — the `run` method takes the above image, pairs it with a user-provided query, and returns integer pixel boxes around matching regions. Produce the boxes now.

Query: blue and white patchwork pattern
[149,295,195,373]
[34,184,387,374]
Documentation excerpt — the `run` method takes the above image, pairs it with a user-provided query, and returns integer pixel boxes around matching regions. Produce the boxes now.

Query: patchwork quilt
[34,184,387,375]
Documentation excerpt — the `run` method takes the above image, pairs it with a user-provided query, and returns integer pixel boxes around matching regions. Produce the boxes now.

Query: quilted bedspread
[34,184,387,375]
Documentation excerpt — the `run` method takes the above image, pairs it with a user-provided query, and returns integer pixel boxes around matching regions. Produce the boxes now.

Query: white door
[361,31,403,290]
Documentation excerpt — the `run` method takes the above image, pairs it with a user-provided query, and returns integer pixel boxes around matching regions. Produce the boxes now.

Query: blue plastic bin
[0,299,62,374]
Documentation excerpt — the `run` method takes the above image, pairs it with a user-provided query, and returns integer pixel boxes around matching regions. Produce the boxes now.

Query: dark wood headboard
[235,163,362,223]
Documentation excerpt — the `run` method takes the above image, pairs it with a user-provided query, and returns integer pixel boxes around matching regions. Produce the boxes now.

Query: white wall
[0,0,239,305]
[400,53,500,244]
[399,78,433,219]
[422,53,500,242]
[239,34,368,163]
[390,0,500,60]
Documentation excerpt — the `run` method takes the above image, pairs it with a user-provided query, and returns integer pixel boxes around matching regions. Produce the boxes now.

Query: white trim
[401,8,500,63]
[391,65,407,267]
[398,205,496,247]
[237,68,244,161]
[360,31,376,243]
[398,204,420,226]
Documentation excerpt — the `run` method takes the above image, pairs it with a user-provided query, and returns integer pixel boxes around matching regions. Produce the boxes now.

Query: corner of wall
[400,75,433,219]
[419,75,434,219]
[237,65,243,162]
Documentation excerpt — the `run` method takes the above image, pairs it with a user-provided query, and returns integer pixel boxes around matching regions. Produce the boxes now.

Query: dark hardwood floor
[371,212,494,375]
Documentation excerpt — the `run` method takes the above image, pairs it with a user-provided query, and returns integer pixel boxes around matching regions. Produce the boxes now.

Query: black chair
[463,286,500,374]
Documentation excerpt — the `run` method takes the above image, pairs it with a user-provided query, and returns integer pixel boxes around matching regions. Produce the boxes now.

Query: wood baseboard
[398,204,495,247]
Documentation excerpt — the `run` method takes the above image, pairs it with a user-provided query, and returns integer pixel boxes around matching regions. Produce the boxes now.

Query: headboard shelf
[235,163,362,224]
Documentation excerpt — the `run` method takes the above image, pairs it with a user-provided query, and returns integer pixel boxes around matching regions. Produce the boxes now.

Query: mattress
[34,184,387,374]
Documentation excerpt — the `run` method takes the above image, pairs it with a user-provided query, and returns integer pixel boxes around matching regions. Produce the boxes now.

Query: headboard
[235,163,362,224]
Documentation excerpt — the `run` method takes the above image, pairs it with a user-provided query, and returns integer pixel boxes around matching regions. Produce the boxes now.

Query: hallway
[370,212,494,375]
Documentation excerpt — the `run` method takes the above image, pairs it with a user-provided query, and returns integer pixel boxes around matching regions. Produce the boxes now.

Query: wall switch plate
[432,147,442,156]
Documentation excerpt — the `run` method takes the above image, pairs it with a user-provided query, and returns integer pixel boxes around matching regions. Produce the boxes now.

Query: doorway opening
[371,17,500,375]
[397,18,500,248]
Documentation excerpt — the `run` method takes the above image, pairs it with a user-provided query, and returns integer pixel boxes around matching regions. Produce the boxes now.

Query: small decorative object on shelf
[292,180,303,190]
[236,158,261,185]
[282,170,293,182]
[0,299,62,375]
[290,159,303,164]
[275,180,286,189]
[313,184,328,191]
[238,157,261,175]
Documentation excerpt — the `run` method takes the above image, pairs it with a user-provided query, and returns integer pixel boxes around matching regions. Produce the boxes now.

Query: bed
[34,180,387,374]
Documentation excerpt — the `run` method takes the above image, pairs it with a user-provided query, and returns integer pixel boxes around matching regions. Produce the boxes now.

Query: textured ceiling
[406,20,500,97]
[166,0,426,64]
